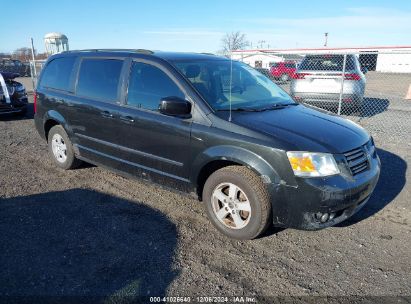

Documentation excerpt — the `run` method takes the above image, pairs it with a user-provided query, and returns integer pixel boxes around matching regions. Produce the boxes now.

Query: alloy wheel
[51,133,67,163]
[211,182,252,229]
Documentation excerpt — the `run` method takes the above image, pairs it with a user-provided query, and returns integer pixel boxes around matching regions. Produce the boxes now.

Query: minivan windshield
[172,60,295,111]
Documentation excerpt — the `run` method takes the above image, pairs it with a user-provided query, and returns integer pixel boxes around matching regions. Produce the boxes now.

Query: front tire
[203,166,272,240]
[48,125,82,170]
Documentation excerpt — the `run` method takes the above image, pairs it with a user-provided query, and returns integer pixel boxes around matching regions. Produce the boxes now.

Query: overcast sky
[1,0,410,53]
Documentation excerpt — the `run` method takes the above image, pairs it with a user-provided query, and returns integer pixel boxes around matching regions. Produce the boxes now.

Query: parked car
[270,61,297,81]
[34,50,380,240]
[0,59,31,77]
[290,54,366,111]
[0,72,29,115]
[254,67,272,79]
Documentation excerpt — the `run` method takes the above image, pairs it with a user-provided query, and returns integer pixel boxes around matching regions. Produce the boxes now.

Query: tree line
[0,47,48,62]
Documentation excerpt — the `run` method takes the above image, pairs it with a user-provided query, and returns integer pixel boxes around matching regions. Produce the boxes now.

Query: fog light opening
[320,213,329,223]
[315,212,331,223]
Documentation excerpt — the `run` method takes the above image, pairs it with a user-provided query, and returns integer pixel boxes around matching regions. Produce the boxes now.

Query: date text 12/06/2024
[149,296,257,303]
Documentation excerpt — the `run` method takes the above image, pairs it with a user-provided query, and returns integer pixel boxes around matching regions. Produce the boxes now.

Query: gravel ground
[0,101,410,303]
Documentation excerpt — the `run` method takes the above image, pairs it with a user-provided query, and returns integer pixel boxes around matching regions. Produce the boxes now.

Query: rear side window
[127,62,184,111]
[76,59,123,102]
[40,57,76,91]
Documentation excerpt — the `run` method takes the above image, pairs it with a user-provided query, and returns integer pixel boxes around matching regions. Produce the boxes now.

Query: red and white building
[231,46,411,73]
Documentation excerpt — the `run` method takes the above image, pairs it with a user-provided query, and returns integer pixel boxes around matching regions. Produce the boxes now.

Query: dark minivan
[34,49,380,239]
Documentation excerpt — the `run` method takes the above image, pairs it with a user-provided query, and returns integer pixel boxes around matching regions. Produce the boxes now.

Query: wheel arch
[192,145,281,200]
[43,110,70,141]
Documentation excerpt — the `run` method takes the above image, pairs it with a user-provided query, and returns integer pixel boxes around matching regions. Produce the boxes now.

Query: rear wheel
[280,73,290,82]
[343,96,363,116]
[48,125,82,170]
[355,96,364,114]
[203,166,272,240]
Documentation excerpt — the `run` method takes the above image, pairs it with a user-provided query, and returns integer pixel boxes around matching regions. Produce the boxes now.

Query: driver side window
[127,62,184,111]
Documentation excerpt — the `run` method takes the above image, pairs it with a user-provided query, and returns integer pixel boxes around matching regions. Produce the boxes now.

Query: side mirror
[159,96,192,118]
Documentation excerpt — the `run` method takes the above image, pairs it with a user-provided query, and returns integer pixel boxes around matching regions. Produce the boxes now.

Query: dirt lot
[0,99,410,302]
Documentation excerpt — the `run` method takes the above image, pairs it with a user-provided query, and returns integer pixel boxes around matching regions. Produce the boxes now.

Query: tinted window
[40,57,76,91]
[77,59,123,102]
[127,62,184,111]
[299,55,356,71]
[285,63,295,68]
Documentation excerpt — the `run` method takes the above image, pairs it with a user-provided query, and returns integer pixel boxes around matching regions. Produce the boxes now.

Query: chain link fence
[29,60,46,86]
[233,50,411,143]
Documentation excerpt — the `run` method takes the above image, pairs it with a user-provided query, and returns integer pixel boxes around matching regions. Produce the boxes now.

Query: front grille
[344,146,369,176]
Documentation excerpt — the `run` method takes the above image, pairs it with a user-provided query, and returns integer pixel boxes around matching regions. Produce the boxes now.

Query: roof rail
[63,49,154,54]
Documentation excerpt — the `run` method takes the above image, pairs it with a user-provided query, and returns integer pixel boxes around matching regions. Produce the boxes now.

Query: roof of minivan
[61,49,228,62]
[155,51,227,61]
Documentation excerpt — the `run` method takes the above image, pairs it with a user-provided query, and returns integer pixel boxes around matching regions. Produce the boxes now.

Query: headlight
[286,152,340,177]
[365,137,376,156]
[6,85,15,95]
[16,84,25,92]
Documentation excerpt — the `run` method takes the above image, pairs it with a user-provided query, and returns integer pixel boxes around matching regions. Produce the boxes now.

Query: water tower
[44,32,69,55]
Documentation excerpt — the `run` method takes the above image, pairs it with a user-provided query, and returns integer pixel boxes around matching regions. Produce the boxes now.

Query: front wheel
[203,166,272,240]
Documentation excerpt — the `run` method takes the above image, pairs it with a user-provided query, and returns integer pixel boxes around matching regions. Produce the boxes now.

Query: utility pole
[257,40,266,49]
[324,32,328,47]
[30,38,36,62]
[30,38,37,88]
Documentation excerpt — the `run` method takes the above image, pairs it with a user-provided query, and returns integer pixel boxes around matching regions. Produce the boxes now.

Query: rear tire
[203,166,272,240]
[280,74,290,82]
[48,125,82,170]
[343,96,363,116]
[355,96,363,114]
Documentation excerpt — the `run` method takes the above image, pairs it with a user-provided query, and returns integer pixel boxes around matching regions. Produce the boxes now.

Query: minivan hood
[225,105,370,153]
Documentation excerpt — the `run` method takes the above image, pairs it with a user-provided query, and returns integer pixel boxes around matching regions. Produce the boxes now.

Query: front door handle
[119,115,135,123]
[101,111,114,118]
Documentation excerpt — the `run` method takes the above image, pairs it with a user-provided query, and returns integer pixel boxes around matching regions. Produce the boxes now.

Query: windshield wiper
[258,103,298,111]
[216,103,298,112]
[216,108,262,112]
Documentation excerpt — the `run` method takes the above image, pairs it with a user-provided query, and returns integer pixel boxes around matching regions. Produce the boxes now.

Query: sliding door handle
[101,111,114,118]
[119,115,135,123]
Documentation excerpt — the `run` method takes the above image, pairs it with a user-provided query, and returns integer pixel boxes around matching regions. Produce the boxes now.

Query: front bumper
[269,152,380,230]
[0,93,28,115]
[0,101,28,114]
